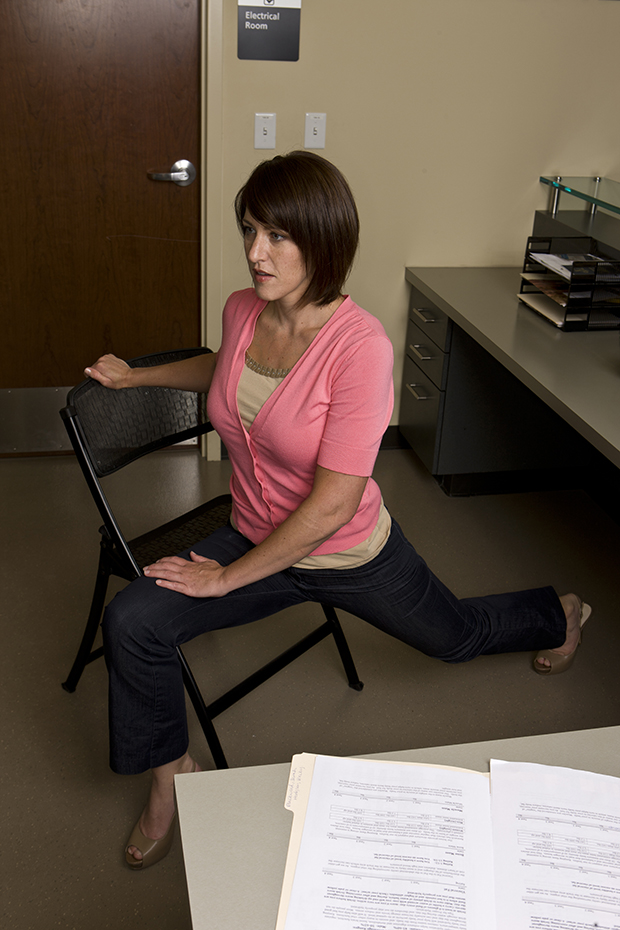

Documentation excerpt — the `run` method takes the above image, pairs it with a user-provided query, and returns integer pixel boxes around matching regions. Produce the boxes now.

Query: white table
[175,725,620,930]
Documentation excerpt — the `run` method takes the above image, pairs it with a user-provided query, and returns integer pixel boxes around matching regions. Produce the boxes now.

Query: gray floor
[2,447,618,928]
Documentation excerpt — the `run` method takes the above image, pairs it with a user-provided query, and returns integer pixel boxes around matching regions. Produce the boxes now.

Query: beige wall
[205,0,620,425]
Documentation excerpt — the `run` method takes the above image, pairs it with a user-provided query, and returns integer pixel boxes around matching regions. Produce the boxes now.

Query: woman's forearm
[144,468,369,598]
[85,351,218,393]
[219,499,347,592]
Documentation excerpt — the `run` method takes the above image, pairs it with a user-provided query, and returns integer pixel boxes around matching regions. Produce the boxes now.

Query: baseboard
[380,425,410,451]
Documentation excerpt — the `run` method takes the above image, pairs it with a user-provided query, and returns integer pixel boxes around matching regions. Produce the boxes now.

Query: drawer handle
[409,343,433,361]
[406,382,431,401]
[412,307,437,324]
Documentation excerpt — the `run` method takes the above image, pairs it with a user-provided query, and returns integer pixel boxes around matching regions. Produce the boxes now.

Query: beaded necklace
[244,351,292,379]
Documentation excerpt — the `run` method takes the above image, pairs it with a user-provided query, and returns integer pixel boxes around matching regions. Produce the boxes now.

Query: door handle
[147,159,196,187]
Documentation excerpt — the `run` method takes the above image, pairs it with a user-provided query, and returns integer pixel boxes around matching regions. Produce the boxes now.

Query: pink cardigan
[207,289,394,555]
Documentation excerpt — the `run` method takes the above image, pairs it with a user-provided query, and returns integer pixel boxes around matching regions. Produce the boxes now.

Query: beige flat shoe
[533,601,591,676]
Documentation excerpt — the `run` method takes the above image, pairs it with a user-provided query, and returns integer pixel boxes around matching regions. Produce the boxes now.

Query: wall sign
[238,0,302,62]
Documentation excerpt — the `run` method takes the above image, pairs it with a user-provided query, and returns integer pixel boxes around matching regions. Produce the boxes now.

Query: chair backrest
[60,347,214,561]
[61,347,213,477]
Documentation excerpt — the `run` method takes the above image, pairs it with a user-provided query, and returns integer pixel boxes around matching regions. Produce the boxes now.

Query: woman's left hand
[143,552,229,598]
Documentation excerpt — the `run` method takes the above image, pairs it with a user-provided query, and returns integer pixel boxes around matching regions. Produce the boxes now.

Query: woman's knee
[102,576,161,651]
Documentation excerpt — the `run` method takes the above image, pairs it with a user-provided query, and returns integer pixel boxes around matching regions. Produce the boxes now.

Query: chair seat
[128,494,232,569]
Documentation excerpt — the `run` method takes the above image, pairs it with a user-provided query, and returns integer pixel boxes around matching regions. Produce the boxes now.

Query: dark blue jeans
[102,519,565,774]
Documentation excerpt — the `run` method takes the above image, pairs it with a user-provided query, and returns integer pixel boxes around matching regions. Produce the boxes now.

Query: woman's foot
[125,752,199,869]
[533,594,591,675]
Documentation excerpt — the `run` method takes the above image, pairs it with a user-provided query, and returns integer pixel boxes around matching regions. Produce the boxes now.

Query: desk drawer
[398,354,442,474]
[408,287,451,351]
[405,317,447,390]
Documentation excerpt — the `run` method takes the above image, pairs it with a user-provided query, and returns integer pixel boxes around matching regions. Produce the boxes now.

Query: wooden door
[0,0,201,397]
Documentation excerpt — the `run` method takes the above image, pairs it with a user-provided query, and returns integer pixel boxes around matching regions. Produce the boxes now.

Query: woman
[86,152,590,870]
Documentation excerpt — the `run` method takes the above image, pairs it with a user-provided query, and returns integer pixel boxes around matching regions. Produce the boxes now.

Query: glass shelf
[540,176,620,217]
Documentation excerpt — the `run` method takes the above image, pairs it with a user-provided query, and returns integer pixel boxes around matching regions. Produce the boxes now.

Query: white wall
[205,0,620,422]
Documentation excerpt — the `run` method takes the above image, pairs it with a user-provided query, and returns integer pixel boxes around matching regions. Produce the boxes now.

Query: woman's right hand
[84,354,133,390]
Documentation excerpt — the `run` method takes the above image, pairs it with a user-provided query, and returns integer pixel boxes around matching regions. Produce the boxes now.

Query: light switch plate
[254,113,276,149]
[304,112,326,149]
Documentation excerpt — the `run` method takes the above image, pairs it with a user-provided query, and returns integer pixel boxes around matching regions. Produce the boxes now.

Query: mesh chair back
[63,348,212,477]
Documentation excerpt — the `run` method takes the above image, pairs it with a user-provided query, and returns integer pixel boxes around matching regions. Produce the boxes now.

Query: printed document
[491,758,620,929]
[277,753,494,929]
[276,753,620,930]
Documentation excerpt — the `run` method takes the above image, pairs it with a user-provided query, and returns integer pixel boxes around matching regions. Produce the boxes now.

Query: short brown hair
[235,151,359,307]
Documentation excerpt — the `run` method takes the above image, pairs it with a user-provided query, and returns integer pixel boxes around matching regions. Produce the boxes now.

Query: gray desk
[405,267,620,469]
[176,726,620,930]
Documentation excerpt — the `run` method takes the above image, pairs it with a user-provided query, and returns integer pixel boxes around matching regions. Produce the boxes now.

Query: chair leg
[321,604,364,691]
[177,646,229,770]
[62,559,111,693]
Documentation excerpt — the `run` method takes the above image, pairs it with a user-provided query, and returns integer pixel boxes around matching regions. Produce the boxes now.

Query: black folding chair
[60,347,363,769]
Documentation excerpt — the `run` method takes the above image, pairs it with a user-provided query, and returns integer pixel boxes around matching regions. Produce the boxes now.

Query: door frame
[203,0,224,460]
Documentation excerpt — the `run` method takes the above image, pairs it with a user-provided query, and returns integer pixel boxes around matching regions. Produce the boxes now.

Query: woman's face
[242,211,311,311]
